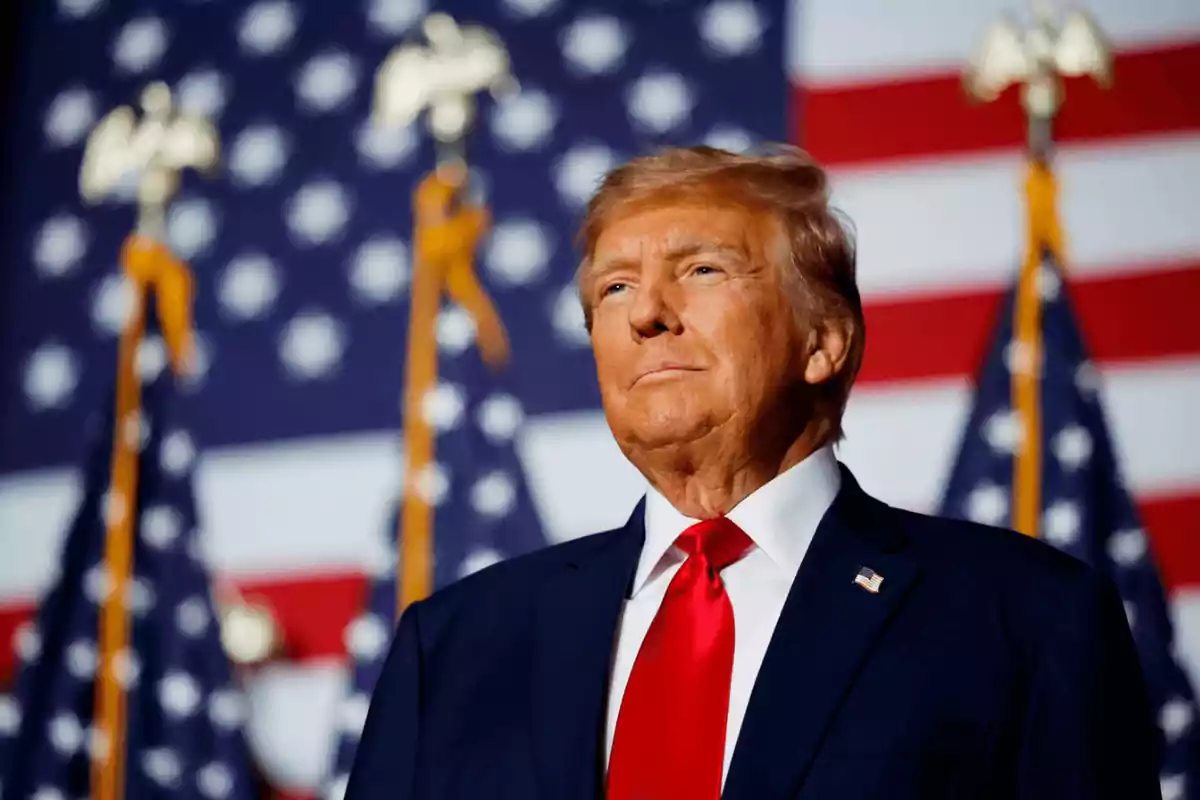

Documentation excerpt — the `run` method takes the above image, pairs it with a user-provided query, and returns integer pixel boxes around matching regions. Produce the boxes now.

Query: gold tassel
[397,167,510,619]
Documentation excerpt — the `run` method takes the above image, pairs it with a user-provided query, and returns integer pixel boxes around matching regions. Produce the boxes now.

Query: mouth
[632,364,702,385]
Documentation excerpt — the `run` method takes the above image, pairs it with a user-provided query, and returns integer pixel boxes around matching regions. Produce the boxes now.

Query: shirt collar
[634,444,842,598]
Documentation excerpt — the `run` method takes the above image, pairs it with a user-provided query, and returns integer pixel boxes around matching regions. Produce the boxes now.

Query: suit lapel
[722,468,922,800]
[530,504,645,800]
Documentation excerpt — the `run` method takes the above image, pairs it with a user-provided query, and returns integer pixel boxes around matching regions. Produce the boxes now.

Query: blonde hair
[576,144,865,442]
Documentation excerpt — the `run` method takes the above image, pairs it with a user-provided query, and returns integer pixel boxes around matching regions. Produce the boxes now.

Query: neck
[632,423,827,519]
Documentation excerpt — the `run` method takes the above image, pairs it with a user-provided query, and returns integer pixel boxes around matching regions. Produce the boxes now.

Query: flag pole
[91,236,195,800]
[79,81,213,800]
[962,3,1111,537]
[374,14,516,618]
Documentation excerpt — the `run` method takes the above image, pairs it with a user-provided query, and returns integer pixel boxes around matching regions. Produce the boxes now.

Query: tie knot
[675,517,753,571]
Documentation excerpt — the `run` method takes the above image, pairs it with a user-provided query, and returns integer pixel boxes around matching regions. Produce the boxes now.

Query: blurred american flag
[0,0,1196,794]
[324,311,549,799]
[0,320,258,799]
[938,252,1200,797]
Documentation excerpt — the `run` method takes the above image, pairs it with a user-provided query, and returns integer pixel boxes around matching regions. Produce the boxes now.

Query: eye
[600,282,628,298]
[690,263,722,277]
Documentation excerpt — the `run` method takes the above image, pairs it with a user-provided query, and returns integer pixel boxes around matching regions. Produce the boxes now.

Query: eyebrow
[590,241,747,275]
[663,241,745,260]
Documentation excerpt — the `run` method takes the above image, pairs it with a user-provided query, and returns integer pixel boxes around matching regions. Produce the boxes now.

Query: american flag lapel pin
[854,567,884,594]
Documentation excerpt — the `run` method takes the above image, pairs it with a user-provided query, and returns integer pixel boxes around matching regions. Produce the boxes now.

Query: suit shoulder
[884,502,1098,596]
[877,502,1129,651]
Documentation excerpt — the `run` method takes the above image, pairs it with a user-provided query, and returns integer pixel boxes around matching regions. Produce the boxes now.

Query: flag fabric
[0,3,787,785]
[0,0,1197,793]
[937,253,1200,798]
[0,0,784,651]
[0,326,258,799]
[788,1,1200,652]
[322,305,548,799]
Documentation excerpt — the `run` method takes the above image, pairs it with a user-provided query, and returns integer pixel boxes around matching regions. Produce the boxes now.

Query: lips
[633,363,701,384]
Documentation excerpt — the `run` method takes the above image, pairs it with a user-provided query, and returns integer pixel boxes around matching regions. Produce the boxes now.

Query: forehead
[590,202,766,261]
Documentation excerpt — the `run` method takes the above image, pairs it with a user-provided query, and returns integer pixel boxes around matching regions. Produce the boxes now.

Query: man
[346,146,1161,799]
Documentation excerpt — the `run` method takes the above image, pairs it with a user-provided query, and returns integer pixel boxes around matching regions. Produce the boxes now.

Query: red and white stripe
[1,0,1197,793]
[791,0,1200,688]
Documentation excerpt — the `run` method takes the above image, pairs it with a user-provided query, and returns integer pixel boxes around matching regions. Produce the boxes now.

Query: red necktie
[607,517,753,800]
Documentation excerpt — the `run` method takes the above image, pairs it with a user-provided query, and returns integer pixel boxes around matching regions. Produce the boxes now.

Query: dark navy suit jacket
[346,466,1162,799]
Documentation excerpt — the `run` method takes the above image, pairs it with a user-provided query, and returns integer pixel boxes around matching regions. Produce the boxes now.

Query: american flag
[322,310,549,799]
[0,2,784,789]
[852,567,883,595]
[0,0,1196,795]
[937,251,1200,798]
[0,314,258,799]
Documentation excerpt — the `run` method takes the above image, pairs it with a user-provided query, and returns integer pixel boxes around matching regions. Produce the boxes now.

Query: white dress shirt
[603,444,842,788]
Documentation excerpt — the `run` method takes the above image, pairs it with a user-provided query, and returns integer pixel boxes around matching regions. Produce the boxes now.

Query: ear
[804,319,852,386]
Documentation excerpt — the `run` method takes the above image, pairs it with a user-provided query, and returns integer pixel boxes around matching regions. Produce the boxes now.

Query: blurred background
[0,0,1196,798]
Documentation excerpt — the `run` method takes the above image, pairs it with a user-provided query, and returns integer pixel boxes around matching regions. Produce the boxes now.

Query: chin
[612,400,712,451]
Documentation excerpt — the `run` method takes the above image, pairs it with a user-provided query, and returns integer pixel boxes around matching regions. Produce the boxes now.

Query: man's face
[586,201,807,455]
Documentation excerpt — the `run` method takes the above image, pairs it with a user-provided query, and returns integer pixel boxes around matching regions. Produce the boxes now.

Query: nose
[627,277,682,341]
